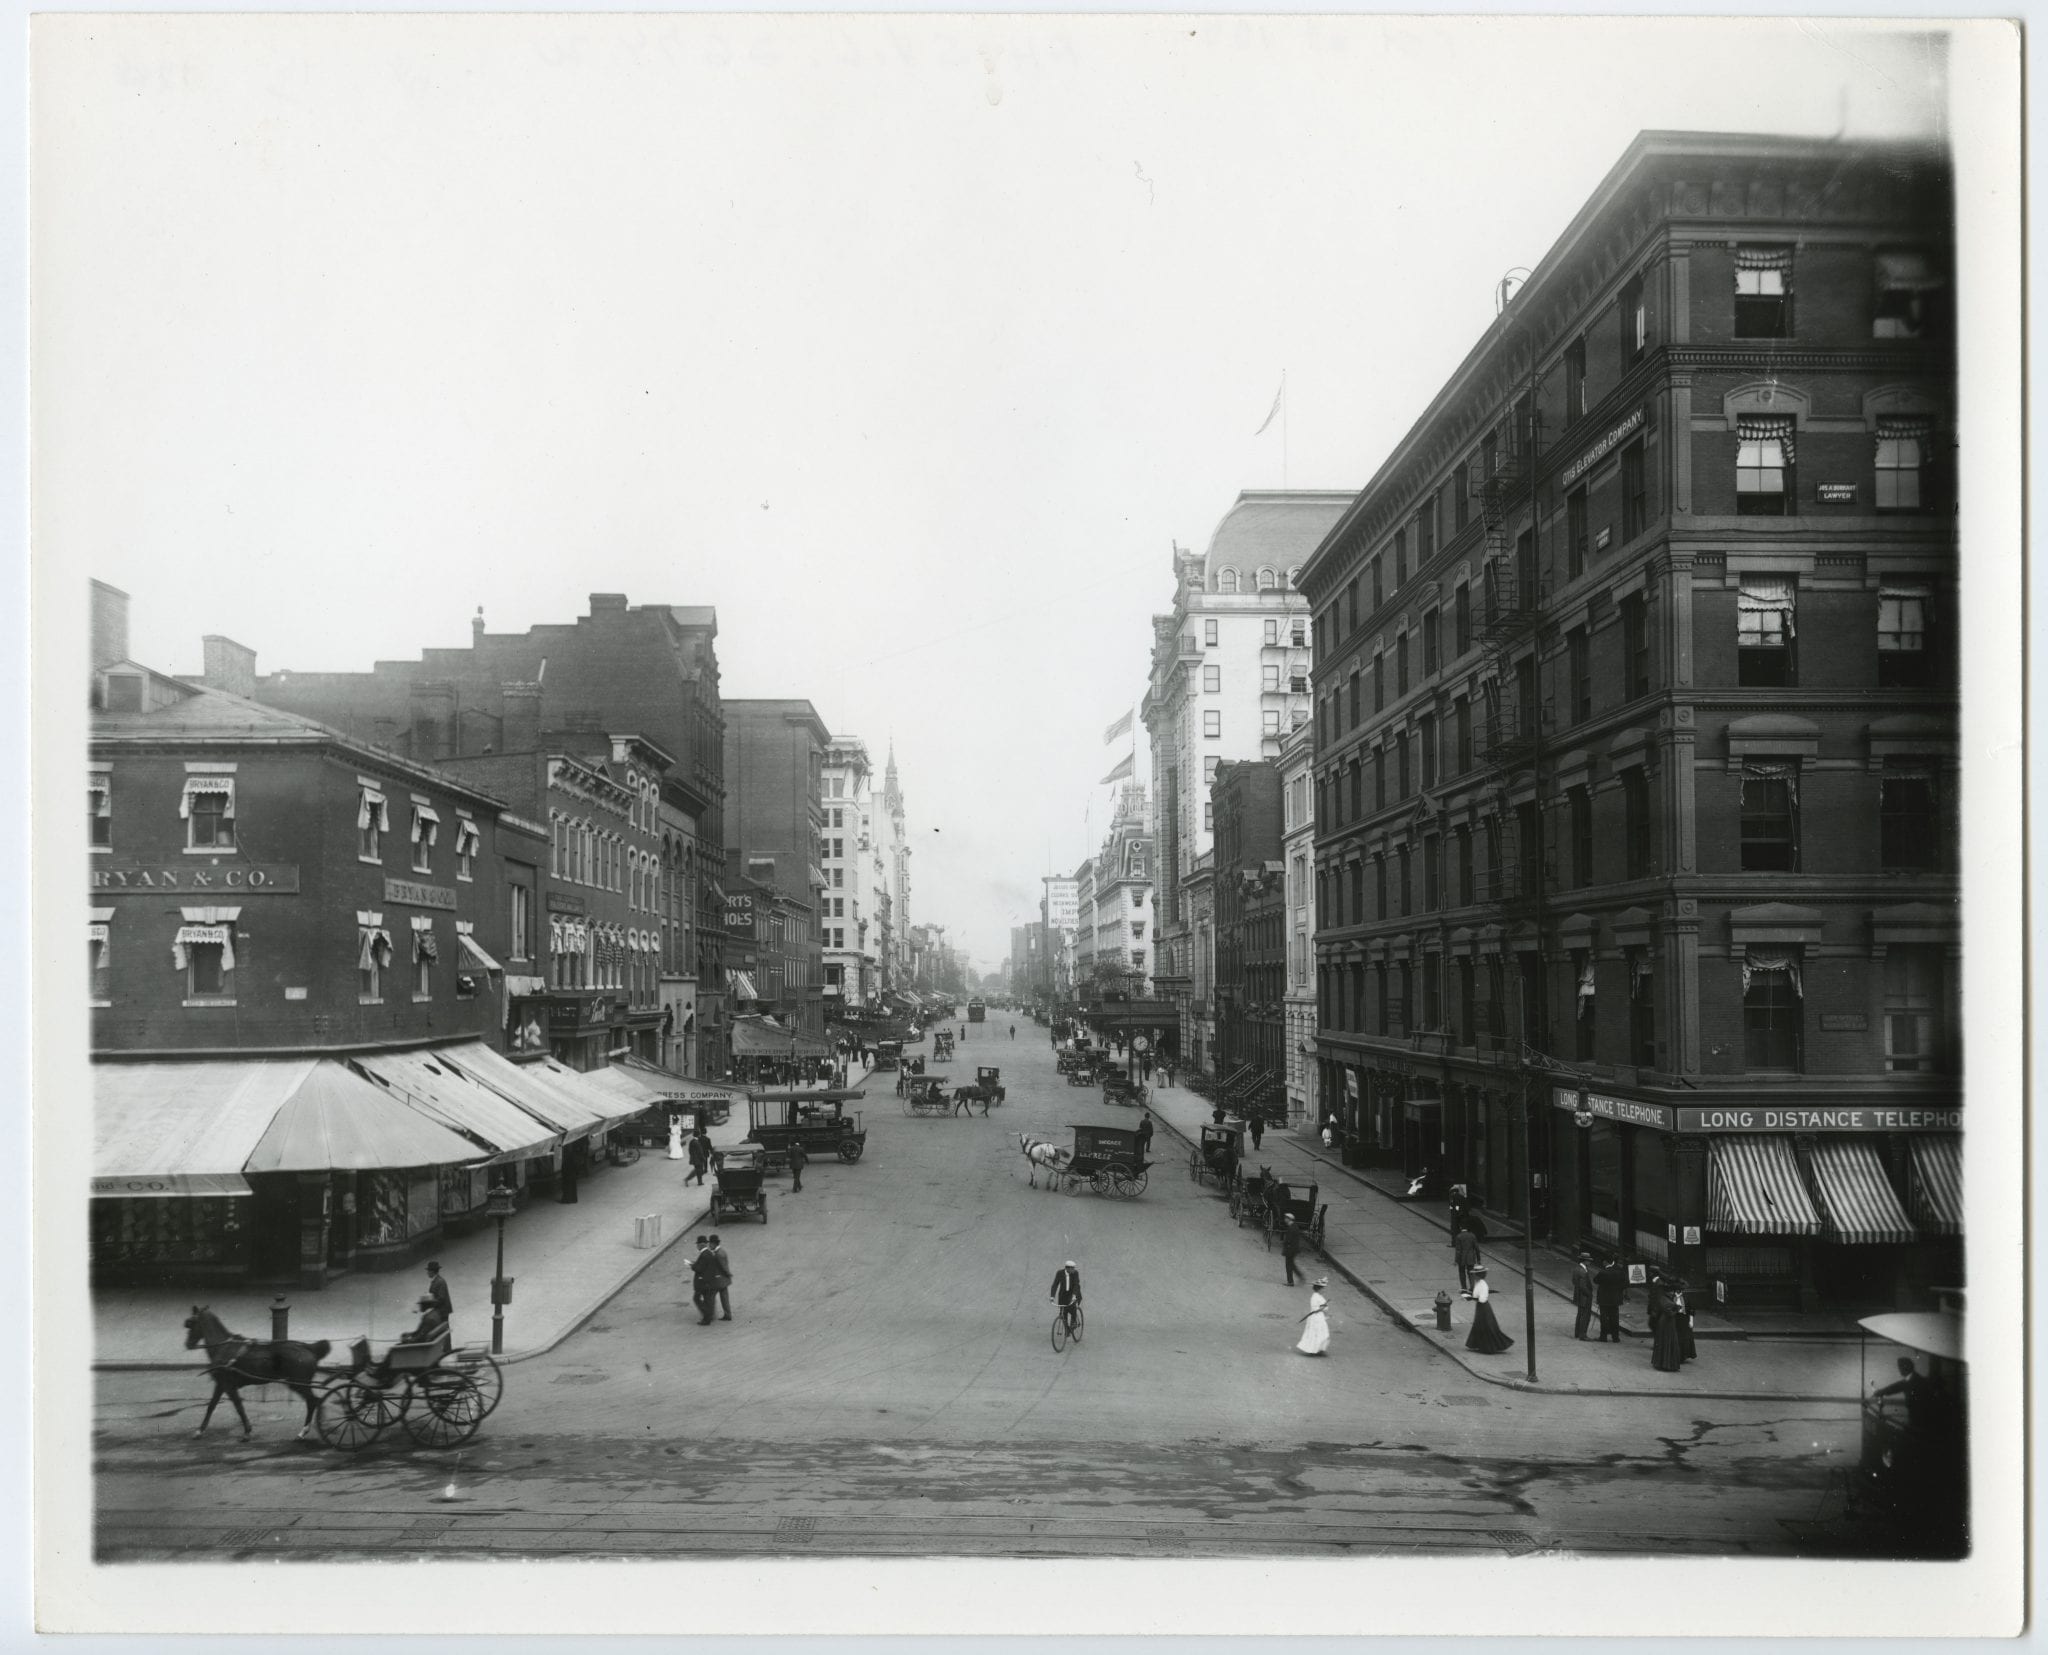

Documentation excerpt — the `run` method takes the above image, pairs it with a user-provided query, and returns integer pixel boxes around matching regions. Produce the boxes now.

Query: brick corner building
[1298,130,1958,1315]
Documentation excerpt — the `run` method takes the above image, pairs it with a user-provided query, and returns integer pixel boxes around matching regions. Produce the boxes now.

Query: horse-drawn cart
[932,1029,956,1062]
[973,1066,1006,1106]
[1100,1062,1147,1108]
[747,1091,868,1165]
[1232,1167,1328,1253]
[873,1040,904,1072]
[709,1143,770,1223]
[1059,1122,1151,1198]
[312,1331,498,1452]
[1190,1118,1244,1187]
[903,1074,961,1116]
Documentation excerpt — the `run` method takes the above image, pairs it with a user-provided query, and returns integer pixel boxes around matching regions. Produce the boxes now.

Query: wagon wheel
[838,1139,864,1163]
[1126,1166,1148,1198]
[315,1376,399,1452]
[759,1193,769,1225]
[1189,1147,1201,1182]
[403,1370,487,1449]
[448,1350,505,1419]
[1092,1168,1117,1198]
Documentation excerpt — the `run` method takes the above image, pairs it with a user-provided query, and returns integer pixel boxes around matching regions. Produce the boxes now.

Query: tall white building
[1078,784,1154,994]
[869,743,912,993]
[1280,719,1319,1127]
[820,735,878,1011]
[1040,874,1078,999]
[1144,490,1351,1065]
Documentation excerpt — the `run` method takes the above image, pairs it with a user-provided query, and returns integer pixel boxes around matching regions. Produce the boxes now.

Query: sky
[35,15,1955,970]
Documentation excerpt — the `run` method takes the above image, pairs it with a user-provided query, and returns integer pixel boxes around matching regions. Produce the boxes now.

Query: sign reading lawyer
[93,863,299,893]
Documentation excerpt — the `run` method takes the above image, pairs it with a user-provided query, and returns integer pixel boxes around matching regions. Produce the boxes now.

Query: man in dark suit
[1134,1111,1155,1161]
[1453,1224,1482,1296]
[423,1260,453,1328]
[1049,1260,1082,1338]
[686,1128,713,1187]
[1571,1249,1595,1340]
[1280,1215,1303,1286]
[689,1236,719,1324]
[707,1235,733,1321]
[1594,1254,1628,1343]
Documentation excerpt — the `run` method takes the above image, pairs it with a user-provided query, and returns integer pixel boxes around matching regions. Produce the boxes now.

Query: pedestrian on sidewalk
[1249,1113,1265,1152]
[708,1235,733,1321]
[689,1236,717,1324]
[1453,1225,1482,1296]
[1594,1254,1627,1343]
[1322,1114,1337,1151]
[1134,1110,1154,1162]
[1280,1214,1303,1286]
[1464,1265,1514,1354]
[1571,1249,1595,1340]
[1670,1274,1698,1363]
[1649,1273,1683,1372]
[685,1127,712,1187]
[788,1138,807,1193]
[1295,1277,1331,1356]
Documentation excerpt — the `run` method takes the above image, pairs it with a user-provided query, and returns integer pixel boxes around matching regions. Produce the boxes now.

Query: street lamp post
[486,1178,517,1356]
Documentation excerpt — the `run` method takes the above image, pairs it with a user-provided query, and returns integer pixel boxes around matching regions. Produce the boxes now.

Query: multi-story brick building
[1211,761,1286,1119]
[89,586,630,1289]
[1299,131,1958,1312]
[1144,492,1348,1074]
[249,592,731,1076]
[722,700,832,1041]
[1280,720,1320,1129]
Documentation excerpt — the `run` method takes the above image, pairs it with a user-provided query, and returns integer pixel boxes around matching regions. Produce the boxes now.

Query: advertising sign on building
[724,890,757,939]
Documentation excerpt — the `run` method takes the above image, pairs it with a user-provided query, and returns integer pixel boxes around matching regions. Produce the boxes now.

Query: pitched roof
[1202,491,1355,587]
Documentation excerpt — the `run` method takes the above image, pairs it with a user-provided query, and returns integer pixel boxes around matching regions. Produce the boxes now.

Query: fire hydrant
[269,1294,291,1340]
[1433,1290,1453,1332]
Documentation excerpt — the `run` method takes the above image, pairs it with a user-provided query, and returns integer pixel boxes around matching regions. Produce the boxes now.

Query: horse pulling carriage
[708,1142,770,1223]
[972,1065,1005,1106]
[904,1073,972,1116]
[1017,1125,1150,1199]
[1190,1118,1245,1187]
[747,1091,868,1167]
[1229,1166,1329,1253]
[181,1305,503,1453]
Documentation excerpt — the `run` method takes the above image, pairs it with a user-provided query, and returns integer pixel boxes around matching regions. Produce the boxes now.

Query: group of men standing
[689,1234,734,1324]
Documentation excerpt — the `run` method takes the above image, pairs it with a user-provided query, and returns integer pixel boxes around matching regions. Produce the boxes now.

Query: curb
[1149,1109,1844,1404]
[92,1197,715,1374]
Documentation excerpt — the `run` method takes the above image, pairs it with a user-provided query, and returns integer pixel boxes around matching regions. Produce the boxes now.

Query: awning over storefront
[352,1050,561,1163]
[431,1043,615,1142]
[609,1057,747,1111]
[1809,1138,1916,1245]
[730,972,761,1003]
[457,933,504,973]
[1908,1136,1962,1236]
[1705,1135,1823,1237]
[729,1015,834,1059]
[94,1056,484,1187]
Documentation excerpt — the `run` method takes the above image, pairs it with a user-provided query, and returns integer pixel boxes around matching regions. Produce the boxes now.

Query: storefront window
[91,1196,243,1267]
[1631,1131,1671,1261]
[1588,1121,1623,1247]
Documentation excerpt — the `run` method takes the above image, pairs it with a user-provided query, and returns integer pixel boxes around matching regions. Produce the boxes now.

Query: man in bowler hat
[1594,1253,1628,1343]
[1571,1249,1595,1340]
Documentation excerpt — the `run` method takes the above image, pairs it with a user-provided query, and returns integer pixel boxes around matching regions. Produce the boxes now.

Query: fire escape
[1471,393,1555,1057]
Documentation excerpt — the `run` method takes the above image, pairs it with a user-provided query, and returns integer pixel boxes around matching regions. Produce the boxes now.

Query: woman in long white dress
[1296,1277,1331,1356]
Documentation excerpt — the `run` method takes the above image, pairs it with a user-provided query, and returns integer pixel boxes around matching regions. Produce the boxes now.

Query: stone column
[1670,1134,1708,1286]
[1662,897,1702,1077]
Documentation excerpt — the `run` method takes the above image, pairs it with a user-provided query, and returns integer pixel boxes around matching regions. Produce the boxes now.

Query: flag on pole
[1254,373,1286,436]
[1102,709,1134,745]
[1100,753,1135,786]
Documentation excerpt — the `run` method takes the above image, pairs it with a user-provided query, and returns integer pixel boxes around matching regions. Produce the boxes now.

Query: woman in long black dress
[1464,1264,1515,1354]
[1649,1273,1685,1372]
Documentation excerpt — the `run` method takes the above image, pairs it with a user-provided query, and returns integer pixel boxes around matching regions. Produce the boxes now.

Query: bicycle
[1050,1300,1085,1352]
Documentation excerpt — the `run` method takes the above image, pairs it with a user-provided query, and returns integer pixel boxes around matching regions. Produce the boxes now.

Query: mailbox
[490,1276,515,1306]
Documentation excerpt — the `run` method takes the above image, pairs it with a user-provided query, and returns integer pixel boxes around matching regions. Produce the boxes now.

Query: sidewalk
[1142,1083,1869,1402]
[91,1093,787,1371]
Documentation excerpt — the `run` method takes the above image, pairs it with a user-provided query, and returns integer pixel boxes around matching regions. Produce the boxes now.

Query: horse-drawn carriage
[746,1091,868,1166]
[1019,1124,1150,1198]
[973,1066,1006,1106]
[709,1142,770,1223]
[873,1040,904,1072]
[903,1073,961,1116]
[306,1330,503,1452]
[1063,1050,1102,1086]
[1100,1061,1147,1108]
[1230,1166,1328,1253]
[1190,1118,1245,1187]
[932,1029,956,1062]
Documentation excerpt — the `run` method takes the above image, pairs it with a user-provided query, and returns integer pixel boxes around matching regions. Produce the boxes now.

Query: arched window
[1286,565,1301,589]
[1218,569,1240,594]
[1257,567,1278,591]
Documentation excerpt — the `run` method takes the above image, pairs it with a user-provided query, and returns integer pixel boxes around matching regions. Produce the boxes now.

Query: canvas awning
[457,932,504,974]
[730,1016,833,1059]
[730,972,761,1002]
[352,1050,560,1162]
[1808,1137,1916,1245]
[615,1057,747,1110]
[429,1042,614,1141]
[1908,1136,1962,1236]
[1705,1135,1823,1237]
[93,1056,483,1188]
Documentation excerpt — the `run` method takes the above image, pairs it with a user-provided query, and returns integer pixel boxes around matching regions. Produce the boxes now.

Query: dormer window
[1218,569,1240,594]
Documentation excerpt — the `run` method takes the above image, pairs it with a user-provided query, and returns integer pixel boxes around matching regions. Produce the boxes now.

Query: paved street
[95,1025,1883,1561]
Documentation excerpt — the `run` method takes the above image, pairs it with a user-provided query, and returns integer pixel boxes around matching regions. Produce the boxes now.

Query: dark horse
[183,1305,332,1440]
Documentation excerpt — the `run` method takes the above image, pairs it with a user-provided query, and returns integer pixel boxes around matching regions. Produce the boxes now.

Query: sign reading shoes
[1560,407,1645,488]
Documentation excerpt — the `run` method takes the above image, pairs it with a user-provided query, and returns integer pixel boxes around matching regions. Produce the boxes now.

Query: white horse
[1017,1132,1067,1190]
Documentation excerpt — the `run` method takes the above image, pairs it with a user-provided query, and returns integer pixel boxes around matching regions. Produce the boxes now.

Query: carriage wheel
[1104,1166,1132,1198]
[315,1377,398,1452]
[449,1351,505,1419]
[404,1371,487,1449]
[1189,1148,1201,1181]
[1126,1167,1149,1198]
[838,1140,864,1163]
[902,1096,914,1115]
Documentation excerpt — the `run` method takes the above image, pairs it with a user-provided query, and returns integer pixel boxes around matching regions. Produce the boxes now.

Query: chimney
[472,606,486,644]
[201,635,257,699]
[90,580,130,669]
[588,593,629,615]
[408,679,459,762]
[501,682,543,753]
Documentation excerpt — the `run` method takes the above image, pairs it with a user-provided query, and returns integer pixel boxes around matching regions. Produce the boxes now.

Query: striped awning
[1809,1138,1916,1245]
[1706,1135,1822,1237]
[1908,1136,1962,1236]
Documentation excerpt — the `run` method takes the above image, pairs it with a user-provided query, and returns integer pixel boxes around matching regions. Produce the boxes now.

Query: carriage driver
[1049,1260,1083,1335]
[365,1295,450,1387]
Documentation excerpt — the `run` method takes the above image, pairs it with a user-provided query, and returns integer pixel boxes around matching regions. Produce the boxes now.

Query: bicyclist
[1050,1260,1082,1334]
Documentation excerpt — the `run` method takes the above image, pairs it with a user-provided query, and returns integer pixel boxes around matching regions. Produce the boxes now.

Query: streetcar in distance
[967,999,987,1023]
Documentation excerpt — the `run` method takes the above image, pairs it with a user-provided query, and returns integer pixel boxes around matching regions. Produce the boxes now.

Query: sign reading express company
[383,876,457,911]
[93,863,299,893]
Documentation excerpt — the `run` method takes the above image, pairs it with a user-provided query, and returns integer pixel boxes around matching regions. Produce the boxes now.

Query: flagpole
[1282,368,1290,490]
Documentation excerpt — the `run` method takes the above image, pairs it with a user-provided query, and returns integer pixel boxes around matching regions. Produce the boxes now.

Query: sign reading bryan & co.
[383,876,457,911]
[93,863,299,894]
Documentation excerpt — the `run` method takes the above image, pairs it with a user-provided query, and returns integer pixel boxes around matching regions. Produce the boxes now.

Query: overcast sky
[37,16,1952,969]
